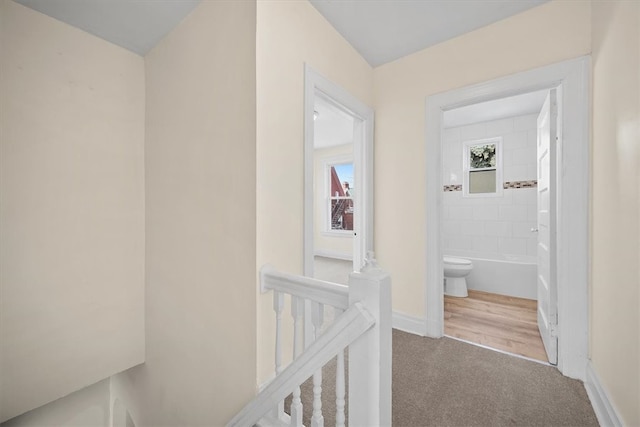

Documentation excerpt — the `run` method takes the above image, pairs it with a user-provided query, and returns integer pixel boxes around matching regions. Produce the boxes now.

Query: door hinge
[550,313,558,338]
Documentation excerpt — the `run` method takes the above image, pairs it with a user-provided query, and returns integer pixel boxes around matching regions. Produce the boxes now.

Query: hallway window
[463,138,503,197]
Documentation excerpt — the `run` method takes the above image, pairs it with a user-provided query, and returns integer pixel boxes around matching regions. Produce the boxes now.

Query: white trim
[314,249,353,261]
[228,303,375,427]
[425,56,590,379]
[304,65,375,346]
[425,316,442,338]
[255,414,290,427]
[445,335,552,366]
[257,373,275,393]
[320,231,354,238]
[392,312,427,336]
[304,64,374,278]
[585,361,623,427]
[261,264,349,310]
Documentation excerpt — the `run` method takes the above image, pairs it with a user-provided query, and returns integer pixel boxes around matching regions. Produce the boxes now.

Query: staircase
[227,256,392,427]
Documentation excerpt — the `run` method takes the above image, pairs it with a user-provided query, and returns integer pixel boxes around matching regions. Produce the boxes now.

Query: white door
[536,89,558,365]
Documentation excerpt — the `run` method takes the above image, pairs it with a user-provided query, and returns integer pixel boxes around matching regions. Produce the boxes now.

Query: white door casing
[303,65,374,277]
[425,56,590,380]
[536,89,558,365]
[303,65,375,345]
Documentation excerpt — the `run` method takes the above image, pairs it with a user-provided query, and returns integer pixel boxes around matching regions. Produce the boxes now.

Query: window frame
[322,156,354,236]
[462,137,503,198]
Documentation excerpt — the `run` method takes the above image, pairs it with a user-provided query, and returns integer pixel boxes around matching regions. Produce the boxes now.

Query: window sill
[321,230,354,238]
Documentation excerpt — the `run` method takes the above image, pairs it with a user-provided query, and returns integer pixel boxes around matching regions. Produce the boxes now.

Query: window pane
[332,163,354,196]
[469,170,496,194]
[329,163,354,231]
[331,198,353,230]
[469,144,496,169]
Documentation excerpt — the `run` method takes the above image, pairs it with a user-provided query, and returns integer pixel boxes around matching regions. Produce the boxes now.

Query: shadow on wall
[112,399,135,427]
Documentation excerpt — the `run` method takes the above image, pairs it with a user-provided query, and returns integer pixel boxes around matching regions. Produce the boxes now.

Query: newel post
[348,252,392,426]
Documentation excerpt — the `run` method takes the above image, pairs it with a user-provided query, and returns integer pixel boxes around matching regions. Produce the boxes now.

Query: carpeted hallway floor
[288,329,598,426]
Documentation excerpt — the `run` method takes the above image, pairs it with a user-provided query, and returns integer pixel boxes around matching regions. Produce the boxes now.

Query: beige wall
[256,0,373,382]
[4,1,639,425]
[115,1,257,425]
[0,1,145,422]
[591,1,640,425]
[314,144,354,258]
[372,0,591,318]
[2,380,110,427]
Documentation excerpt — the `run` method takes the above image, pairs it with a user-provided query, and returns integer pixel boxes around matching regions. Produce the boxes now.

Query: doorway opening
[303,65,375,341]
[303,65,374,285]
[440,89,552,363]
[425,56,589,380]
[312,93,357,285]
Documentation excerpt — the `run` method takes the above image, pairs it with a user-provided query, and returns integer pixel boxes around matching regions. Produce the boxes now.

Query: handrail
[260,264,349,310]
[226,302,375,427]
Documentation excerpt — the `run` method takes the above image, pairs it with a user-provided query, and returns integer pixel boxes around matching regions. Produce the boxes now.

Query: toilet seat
[444,256,472,266]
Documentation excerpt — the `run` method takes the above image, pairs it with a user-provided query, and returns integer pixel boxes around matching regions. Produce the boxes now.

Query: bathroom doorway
[440,89,550,363]
[425,57,589,380]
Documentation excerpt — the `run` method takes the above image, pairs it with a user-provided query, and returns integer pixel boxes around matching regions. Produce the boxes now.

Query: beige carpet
[287,329,598,426]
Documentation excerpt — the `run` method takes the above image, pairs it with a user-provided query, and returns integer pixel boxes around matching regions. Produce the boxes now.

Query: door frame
[425,56,590,380]
[303,64,375,277]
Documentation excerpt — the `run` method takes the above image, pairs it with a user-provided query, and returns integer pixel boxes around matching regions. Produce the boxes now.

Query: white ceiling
[443,89,549,129]
[314,95,354,150]
[14,0,201,56]
[16,0,549,65]
[309,0,549,67]
[13,0,550,137]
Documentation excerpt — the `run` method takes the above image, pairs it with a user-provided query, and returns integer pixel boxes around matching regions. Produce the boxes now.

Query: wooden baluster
[272,291,285,420]
[311,302,324,427]
[290,296,303,427]
[335,307,346,427]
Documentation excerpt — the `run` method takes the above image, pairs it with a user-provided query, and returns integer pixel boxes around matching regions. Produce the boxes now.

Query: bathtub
[447,253,537,300]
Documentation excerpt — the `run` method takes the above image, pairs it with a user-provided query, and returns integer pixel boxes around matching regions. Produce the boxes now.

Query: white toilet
[443,256,473,297]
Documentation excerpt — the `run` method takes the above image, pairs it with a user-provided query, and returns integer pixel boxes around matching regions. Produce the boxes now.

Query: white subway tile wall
[499,205,529,222]
[442,113,538,259]
[485,117,514,136]
[459,122,487,140]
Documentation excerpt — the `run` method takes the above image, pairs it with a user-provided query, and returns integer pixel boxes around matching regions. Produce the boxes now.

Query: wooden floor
[444,290,548,363]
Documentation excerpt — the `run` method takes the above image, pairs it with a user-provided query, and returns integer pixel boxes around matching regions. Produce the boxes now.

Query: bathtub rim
[443,252,537,265]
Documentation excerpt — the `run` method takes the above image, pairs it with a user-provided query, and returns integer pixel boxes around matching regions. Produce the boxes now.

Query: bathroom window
[462,138,503,197]
[326,162,354,233]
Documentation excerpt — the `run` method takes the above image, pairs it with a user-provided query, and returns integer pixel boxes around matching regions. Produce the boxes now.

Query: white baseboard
[584,361,623,427]
[392,312,427,336]
[257,374,275,393]
[314,249,352,261]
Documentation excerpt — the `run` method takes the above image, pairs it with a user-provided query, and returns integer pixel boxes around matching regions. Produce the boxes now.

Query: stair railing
[227,258,391,427]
